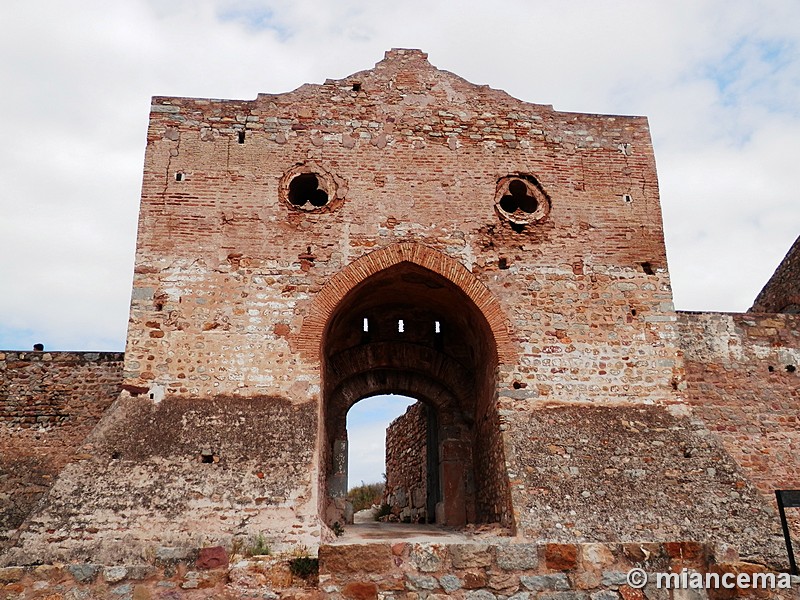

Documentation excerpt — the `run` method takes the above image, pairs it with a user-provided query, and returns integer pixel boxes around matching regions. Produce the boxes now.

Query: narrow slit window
[363,317,369,332]
[237,130,246,144]
[434,320,441,333]
[398,319,404,333]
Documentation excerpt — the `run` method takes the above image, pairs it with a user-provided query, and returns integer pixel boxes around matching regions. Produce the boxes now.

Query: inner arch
[319,259,512,529]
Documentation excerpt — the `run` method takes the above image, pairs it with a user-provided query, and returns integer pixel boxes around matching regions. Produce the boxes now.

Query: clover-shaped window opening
[495,174,550,228]
[288,173,329,208]
[499,179,538,215]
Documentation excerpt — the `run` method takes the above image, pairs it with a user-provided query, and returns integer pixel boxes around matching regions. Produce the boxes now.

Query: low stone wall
[319,541,800,599]
[384,402,428,523]
[2,541,797,599]
[0,350,123,545]
[0,546,321,599]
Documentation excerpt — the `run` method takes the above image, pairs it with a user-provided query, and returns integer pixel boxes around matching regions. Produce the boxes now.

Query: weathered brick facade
[1,49,799,585]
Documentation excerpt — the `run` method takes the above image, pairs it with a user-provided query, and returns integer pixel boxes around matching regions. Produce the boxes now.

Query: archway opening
[320,260,511,530]
[345,394,417,518]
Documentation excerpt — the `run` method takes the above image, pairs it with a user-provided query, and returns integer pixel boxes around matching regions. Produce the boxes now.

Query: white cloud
[1,0,799,349]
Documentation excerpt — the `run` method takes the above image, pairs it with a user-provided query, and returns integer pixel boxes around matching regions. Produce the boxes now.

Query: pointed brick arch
[298,243,514,363]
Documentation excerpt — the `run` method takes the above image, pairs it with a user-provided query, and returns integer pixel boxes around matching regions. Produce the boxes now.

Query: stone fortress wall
[0,351,123,546]
[0,51,798,591]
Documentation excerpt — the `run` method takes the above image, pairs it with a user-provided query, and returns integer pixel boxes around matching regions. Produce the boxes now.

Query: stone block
[66,564,100,583]
[451,544,493,568]
[545,544,578,571]
[487,571,519,594]
[126,565,156,580]
[103,566,128,583]
[342,581,378,600]
[409,544,446,572]
[439,574,462,592]
[463,570,487,589]
[319,544,393,574]
[581,544,614,569]
[601,571,629,587]
[520,574,570,591]
[496,543,539,570]
[590,592,619,600]
[0,567,25,582]
[466,590,497,600]
[619,587,647,600]
[663,542,705,566]
[196,545,229,570]
[406,574,439,590]
[111,583,134,596]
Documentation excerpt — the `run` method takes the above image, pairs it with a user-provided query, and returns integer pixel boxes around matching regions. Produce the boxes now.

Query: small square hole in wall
[352,82,362,92]
[175,172,185,182]
[622,194,633,204]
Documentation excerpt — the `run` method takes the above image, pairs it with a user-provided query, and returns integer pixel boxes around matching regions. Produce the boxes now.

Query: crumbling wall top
[750,234,800,313]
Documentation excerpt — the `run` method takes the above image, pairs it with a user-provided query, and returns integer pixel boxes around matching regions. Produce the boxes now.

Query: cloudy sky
[2,1,799,483]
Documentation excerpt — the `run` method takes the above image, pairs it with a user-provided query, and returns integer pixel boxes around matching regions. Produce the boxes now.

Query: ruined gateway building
[1,49,799,568]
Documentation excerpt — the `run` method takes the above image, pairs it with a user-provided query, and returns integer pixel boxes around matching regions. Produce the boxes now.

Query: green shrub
[246,533,271,556]
[347,480,385,512]
[376,503,392,520]
[289,556,319,580]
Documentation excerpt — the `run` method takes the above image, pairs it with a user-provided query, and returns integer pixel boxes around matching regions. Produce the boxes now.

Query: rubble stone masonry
[751,235,800,313]
[0,351,123,544]
[384,402,428,522]
[2,540,799,599]
[679,312,800,516]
